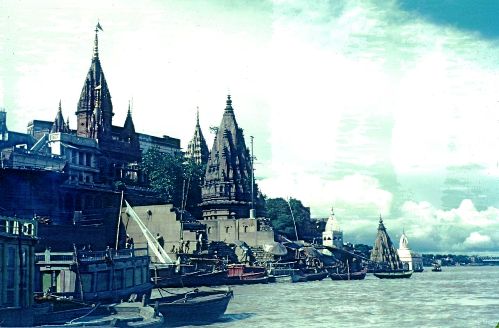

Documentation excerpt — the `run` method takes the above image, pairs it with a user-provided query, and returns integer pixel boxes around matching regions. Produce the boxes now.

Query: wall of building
[204,217,274,247]
[123,204,198,262]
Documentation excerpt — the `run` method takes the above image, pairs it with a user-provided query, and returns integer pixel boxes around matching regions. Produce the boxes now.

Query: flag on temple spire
[96,22,103,31]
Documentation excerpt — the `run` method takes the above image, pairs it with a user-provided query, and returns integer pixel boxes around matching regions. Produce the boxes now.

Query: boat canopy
[263,242,288,256]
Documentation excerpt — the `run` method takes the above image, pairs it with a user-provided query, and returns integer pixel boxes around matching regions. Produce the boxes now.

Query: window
[225,226,230,233]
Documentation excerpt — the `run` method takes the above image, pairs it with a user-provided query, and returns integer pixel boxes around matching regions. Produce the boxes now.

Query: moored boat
[329,269,367,281]
[34,247,153,303]
[373,270,413,279]
[37,301,164,327]
[225,264,269,285]
[266,261,301,283]
[151,288,233,325]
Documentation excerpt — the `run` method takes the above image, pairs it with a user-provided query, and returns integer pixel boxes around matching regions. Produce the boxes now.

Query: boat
[153,268,229,288]
[370,216,413,279]
[373,270,413,279]
[432,261,442,272]
[151,288,233,325]
[225,264,269,285]
[34,246,153,303]
[291,269,328,283]
[37,301,164,327]
[266,261,301,283]
[329,269,367,281]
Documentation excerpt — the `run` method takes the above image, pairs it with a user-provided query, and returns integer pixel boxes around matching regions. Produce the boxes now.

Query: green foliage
[265,197,311,240]
[141,147,205,209]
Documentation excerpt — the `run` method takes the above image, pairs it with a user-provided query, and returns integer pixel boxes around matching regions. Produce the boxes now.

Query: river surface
[153,266,499,328]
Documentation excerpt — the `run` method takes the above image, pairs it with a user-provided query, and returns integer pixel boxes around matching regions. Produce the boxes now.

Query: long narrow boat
[37,301,164,327]
[225,264,269,285]
[329,269,367,281]
[151,288,233,325]
[373,270,413,279]
[292,270,328,283]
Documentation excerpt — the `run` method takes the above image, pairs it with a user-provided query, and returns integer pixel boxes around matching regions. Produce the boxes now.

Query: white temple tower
[397,231,424,271]
[322,207,343,249]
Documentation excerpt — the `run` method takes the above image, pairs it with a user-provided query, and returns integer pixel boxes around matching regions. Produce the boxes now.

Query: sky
[1,0,499,253]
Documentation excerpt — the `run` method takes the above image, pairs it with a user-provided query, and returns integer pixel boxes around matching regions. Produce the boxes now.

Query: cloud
[390,199,499,252]
[463,232,492,248]
[260,173,393,219]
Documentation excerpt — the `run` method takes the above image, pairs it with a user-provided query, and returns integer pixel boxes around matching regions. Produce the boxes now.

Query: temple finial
[93,21,103,58]
[225,94,233,111]
[128,100,132,115]
[58,99,62,112]
[196,106,200,126]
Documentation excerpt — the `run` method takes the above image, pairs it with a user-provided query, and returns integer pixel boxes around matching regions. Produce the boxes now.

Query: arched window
[225,226,230,233]
[207,227,212,234]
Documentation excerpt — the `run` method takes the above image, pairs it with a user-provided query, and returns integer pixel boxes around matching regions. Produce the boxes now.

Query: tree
[141,147,186,207]
[265,197,311,240]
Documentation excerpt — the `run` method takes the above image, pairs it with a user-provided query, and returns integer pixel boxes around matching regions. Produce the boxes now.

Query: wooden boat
[329,269,367,281]
[225,264,269,285]
[373,270,413,279]
[37,301,164,327]
[152,268,228,288]
[35,247,153,303]
[432,262,442,272]
[370,216,412,279]
[291,270,328,283]
[151,288,233,325]
[266,261,301,283]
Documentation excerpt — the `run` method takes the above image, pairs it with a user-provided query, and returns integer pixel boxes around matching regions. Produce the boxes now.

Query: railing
[35,247,149,265]
[0,216,37,238]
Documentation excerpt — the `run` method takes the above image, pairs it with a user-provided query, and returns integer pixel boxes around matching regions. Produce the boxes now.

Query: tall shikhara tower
[75,24,113,141]
[186,109,209,165]
[201,95,253,220]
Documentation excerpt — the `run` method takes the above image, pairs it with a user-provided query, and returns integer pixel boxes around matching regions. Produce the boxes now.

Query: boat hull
[373,270,413,279]
[152,289,232,325]
[292,271,328,283]
[329,270,367,281]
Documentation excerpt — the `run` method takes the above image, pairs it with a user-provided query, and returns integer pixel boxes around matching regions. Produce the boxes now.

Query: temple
[322,207,343,249]
[397,231,424,272]
[185,109,209,165]
[201,95,254,220]
[370,216,404,270]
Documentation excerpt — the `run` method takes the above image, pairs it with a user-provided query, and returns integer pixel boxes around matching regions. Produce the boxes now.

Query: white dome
[325,207,341,232]
[399,232,409,249]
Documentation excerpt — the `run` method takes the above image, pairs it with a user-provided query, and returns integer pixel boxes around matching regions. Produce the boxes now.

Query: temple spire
[93,22,103,58]
[196,106,200,126]
[225,94,233,112]
[186,108,209,165]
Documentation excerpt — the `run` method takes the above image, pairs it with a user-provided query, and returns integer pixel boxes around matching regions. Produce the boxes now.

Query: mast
[115,190,124,250]
[287,198,299,241]
[250,135,255,218]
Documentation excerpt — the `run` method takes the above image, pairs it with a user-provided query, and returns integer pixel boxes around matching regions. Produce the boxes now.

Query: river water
[159,266,498,328]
